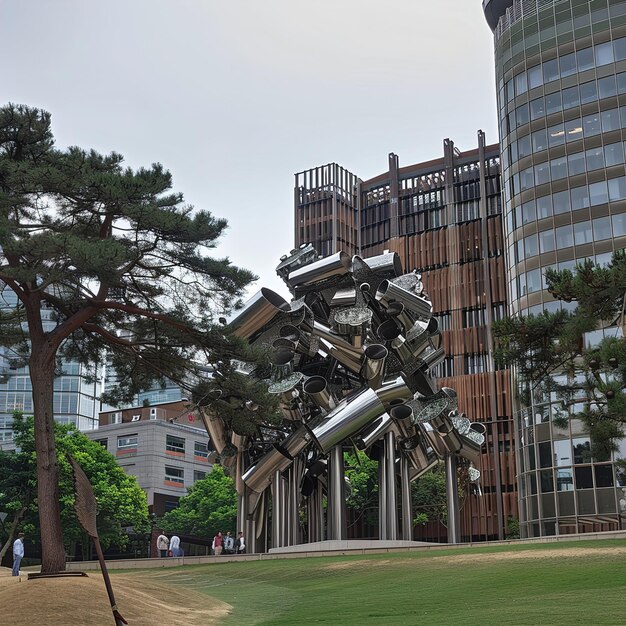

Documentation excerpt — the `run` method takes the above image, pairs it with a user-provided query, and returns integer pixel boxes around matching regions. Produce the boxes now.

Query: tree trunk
[30,352,66,573]
[0,505,27,561]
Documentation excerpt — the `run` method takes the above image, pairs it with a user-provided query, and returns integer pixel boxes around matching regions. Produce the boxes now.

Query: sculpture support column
[378,447,387,540]
[445,453,461,544]
[400,454,413,541]
[384,430,398,540]
[328,445,347,540]
[271,470,284,549]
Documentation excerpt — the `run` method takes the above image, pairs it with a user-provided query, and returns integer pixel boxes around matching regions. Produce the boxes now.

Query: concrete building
[88,401,213,516]
[484,0,626,536]
[295,134,517,541]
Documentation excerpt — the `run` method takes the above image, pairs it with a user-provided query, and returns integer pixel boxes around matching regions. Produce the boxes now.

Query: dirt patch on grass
[322,546,626,571]
[0,567,230,626]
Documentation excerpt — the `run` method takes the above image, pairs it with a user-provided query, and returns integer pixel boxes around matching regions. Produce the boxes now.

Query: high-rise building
[484,0,626,537]
[0,287,101,441]
[295,133,517,541]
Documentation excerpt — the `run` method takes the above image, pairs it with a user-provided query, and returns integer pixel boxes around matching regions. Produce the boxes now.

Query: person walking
[223,532,234,554]
[235,531,246,554]
[156,533,170,558]
[211,531,223,556]
[170,534,182,557]
[12,532,25,576]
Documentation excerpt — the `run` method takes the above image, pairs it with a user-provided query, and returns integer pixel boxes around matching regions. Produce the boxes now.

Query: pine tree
[493,251,626,459]
[0,103,267,572]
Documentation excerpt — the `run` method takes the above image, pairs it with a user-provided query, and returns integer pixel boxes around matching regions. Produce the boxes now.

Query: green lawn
[125,539,626,625]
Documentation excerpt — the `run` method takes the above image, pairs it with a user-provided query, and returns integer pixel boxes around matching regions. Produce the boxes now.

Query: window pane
[612,212,626,236]
[545,91,562,114]
[601,109,620,132]
[535,162,551,185]
[527,268,542,293]
[543,58,560,83]
[539,229,555,253]
[518,134,532,158]
[605,142,625,166]
[521,199,536,224]
[549,123,566,146]
[586,146,604,171]
[533,128,549,151]
[515,72,528,96]
[608,176,626,201]
[517,103,530,126]
[536,194,553,218]
[593,216,612,240]
[559,52,577,77]
[567,151,586,176]
[555,224,573,248]
[574,221,593,244]
[589,180,609,205]
[615,37,626,61]
[618,72,626,95]
[575,466,594,489]
[580,80,598,103]
[562,85,580,110]
[550,156,568,180]
[525,233,539,257]
[598,75,617,98]
[565,118,583,143]
[531,97,546,119]
[528,64,543,89]
[577,47,594,72]
[595,465,614,488]
[595,41,614,66]
[583,112,602,136]
[553,190,570,214]
[571,185,590,210]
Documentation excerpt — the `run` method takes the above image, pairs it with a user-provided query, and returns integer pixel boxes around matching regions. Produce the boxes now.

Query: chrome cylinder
[378,451,387,540]
[360,251,402,278]
[375,375,413,411]
[327,445,347,540]
[288,251,352,287]
[376,280,432,320]
[228,287,291,339]
[445,453,461,544]
[384,430,398,540]
[357,413,394,450]
[386,301,416,334]
[280,325,312,356]
[400,454,412,541]
[303,375,337,412]
[199,409,227,455]
[311,387,387,454]
[331,287,357,307]
[361,344,388,389]
[310,321,364,372]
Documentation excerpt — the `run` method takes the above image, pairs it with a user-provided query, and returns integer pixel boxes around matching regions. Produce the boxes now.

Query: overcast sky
[2,0,498,301]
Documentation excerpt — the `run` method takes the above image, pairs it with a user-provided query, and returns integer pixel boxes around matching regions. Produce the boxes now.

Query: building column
[327,445,347,540]
[400,454,413,541]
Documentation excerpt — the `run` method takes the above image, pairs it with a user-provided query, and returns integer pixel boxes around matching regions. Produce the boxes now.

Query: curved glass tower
[485,0,626,537]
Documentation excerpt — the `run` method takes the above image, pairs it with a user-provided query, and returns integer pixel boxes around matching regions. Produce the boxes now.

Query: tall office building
[484,0,626,536]
[0,286,101,441]
[295,134,517,541]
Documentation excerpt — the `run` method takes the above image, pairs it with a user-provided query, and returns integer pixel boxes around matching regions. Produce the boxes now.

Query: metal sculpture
[203,245,485,549]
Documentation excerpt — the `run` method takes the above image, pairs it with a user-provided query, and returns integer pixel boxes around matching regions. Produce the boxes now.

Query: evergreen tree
[0,103,270,572]
[493,251,626,459]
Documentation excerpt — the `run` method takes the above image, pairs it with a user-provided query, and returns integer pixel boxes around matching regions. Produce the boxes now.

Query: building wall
[294,135,517,541]
[86,418,212,517]
[487,0,626,537]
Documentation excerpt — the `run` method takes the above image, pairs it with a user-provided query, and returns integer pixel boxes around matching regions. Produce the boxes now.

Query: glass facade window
[555,224,573,249]
[539,229,555,253]
[574,221,593,245]
[166,435,185,454]
[612,212,626,237]
[165,466,184,485]
[593,216,612,241]
[117,435,138,450]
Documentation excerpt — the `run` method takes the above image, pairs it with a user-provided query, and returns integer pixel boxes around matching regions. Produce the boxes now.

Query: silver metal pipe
[375,375,413,412]
[376,280,432,320]
[378,451,387,540]
[228,287,292,339]
[309,321,364,372]
[386,301,416,334]
[400,454,413,541]
[360,251,402,278]
[327,445,347,540]
[198,408,228,455]
[280,469,288,548]
[361,343,388,389]
[288,251,352,287]
[331,287,357,307]
[303,375,337,412]
[311,387,387,454]
[445,453,461,544]
[357,413,394,450]
[271,471,283,548]
[384,430,398,540]
[243,426,311,493]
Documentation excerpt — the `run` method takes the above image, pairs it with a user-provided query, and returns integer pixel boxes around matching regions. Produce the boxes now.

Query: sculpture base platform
[268,539,436,555]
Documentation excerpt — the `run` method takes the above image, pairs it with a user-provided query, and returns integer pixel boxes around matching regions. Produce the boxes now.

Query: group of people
[156,530,246,558]
[211,531,246,555]
[156,533,183,557]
